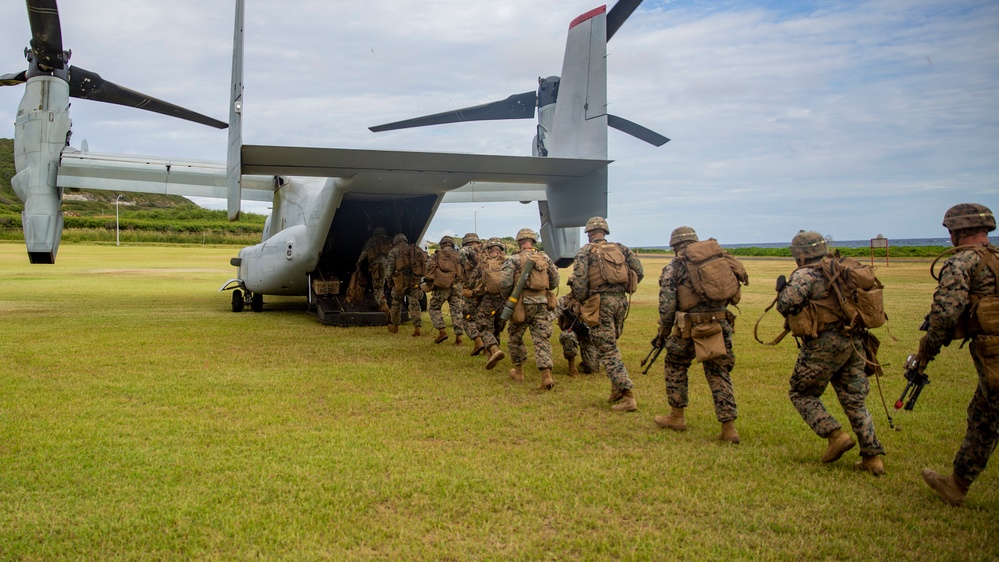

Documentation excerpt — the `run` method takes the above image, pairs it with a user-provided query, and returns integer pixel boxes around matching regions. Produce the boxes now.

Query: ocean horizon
[637,237,980,250]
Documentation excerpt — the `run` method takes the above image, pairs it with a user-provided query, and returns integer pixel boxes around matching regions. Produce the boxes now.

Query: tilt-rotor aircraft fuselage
[2,0,666,325]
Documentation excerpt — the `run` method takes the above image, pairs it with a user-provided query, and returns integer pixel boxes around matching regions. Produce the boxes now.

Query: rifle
[641,334,665,374]
[561,308,590,340]
[895,354,930,411]
[496,257,535,332]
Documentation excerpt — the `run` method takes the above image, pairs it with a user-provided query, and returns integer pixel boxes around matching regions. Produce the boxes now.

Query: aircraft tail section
[542,6,610,250]
[227,0,246,221]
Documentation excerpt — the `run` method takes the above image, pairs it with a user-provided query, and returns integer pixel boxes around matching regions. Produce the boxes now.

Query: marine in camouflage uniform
[385,233,424,336]
[556,290,598,376]
[653,227,741,443]
[918,203,999,506]
[427,236,465,344]
[355,226,392,317]
[570,216,644,411]
[459,233,484,353]
[500,228,559,389]
[776,231,885,473]
[476,238,508,370]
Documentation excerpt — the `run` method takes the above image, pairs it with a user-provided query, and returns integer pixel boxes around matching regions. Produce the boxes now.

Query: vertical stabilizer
[226,0,245,221]
[544,6,609,231]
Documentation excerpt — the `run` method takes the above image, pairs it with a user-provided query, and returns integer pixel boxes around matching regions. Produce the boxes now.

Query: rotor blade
[68,66,228,129]
[370,91,537,133]
[27,0,65,70]
[1,71,28,86]
[607,0,644,41]
[608,114,669,146]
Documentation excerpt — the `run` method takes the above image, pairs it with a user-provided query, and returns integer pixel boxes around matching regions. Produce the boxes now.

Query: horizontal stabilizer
[608,114,669,146]
[370,91,537,132]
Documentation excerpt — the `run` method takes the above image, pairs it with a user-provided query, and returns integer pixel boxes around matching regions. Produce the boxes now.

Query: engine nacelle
[12,76,71,264]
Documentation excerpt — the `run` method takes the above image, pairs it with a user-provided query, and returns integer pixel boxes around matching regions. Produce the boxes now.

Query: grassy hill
[1,138,265,245]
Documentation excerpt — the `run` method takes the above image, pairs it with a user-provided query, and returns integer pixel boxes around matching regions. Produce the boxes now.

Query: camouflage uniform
[471,247,507,351]
[459,242,481,340]
[658,256,737,423]
[385,240,423,328]
[427,243,464,336]
[570,238,644,394]
[557,293,599,373]
[919,242,999,484]
[776,265,885,458]
[355,229,392,309]
[500,249,559,370]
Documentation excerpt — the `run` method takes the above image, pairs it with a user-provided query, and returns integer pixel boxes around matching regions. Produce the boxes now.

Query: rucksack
[817,252,886,330]
[682,239,748,304]
[395,244,428,276]
[427,247,461,289]
[521,251,550,291]
[586,242,637,293]
[481,255,505,295]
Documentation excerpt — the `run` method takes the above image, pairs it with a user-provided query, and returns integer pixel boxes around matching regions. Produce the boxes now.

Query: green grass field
[1,242,996,560]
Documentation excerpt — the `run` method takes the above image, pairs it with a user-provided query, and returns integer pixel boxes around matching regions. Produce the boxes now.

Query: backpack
[586,242,637,293]
[427,247,461,289]
[817,252,886,330]
[521,251,550,291]
[481,254,505,295]
[682,239,748,304]
[395,244,427,276]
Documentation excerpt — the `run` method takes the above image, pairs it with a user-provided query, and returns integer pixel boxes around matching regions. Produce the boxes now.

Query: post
[115,195,123,246]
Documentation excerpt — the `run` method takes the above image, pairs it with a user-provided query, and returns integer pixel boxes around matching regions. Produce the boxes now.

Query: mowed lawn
[1,242,996,560]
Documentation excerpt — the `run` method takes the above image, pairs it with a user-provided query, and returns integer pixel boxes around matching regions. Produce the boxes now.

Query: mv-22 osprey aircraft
[2,0,667,325]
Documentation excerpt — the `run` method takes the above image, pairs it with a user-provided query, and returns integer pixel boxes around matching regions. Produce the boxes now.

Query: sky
[1,0,996,247]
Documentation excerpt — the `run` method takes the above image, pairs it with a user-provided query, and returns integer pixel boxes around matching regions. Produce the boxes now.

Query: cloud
[2,0,995,246]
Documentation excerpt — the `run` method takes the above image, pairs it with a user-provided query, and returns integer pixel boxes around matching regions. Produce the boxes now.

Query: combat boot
[484,345,505,370]
[654,407,687,431]
[718,421,740,444]
[608,388,624,404]
[539,368,554,390]
[509,365,524,382]
[454,334,463,346]
[854,455,884,476]
[566,357,579,377]
[412,326,422,337]
[611,390,637,411]
[435,328,448,343]
[921,469,972,506]
[821,429,856,463]
[471,336,485,356]
[387,324,399,334]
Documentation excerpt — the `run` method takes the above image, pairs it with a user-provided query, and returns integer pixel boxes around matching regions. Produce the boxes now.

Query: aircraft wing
[241,145,610,197]
[57,150,274,201]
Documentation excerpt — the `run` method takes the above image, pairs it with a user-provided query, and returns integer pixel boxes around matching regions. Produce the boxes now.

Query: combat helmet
[393,233,408,245]
[669,226,698,247]
[439,235,455,248]
[372,226,387,236]
[462,232,480,246]
[486,237,505,250]
[516,228,538,242]
[585,216,610,235]
[942,203,996,233]
[790,231,827,263]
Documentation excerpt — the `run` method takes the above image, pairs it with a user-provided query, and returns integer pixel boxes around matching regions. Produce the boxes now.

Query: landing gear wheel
[251,292,264,312]
[231,289,244,312]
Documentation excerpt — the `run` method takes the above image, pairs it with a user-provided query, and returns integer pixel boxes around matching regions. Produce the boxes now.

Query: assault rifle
[641,334,665,374]
[895,354,930,411]
[497,257,534,332]
[561,307,590,340]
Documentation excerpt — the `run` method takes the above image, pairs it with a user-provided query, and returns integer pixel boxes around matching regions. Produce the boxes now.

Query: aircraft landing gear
[231,289,245,312]
[251,292,264,313]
